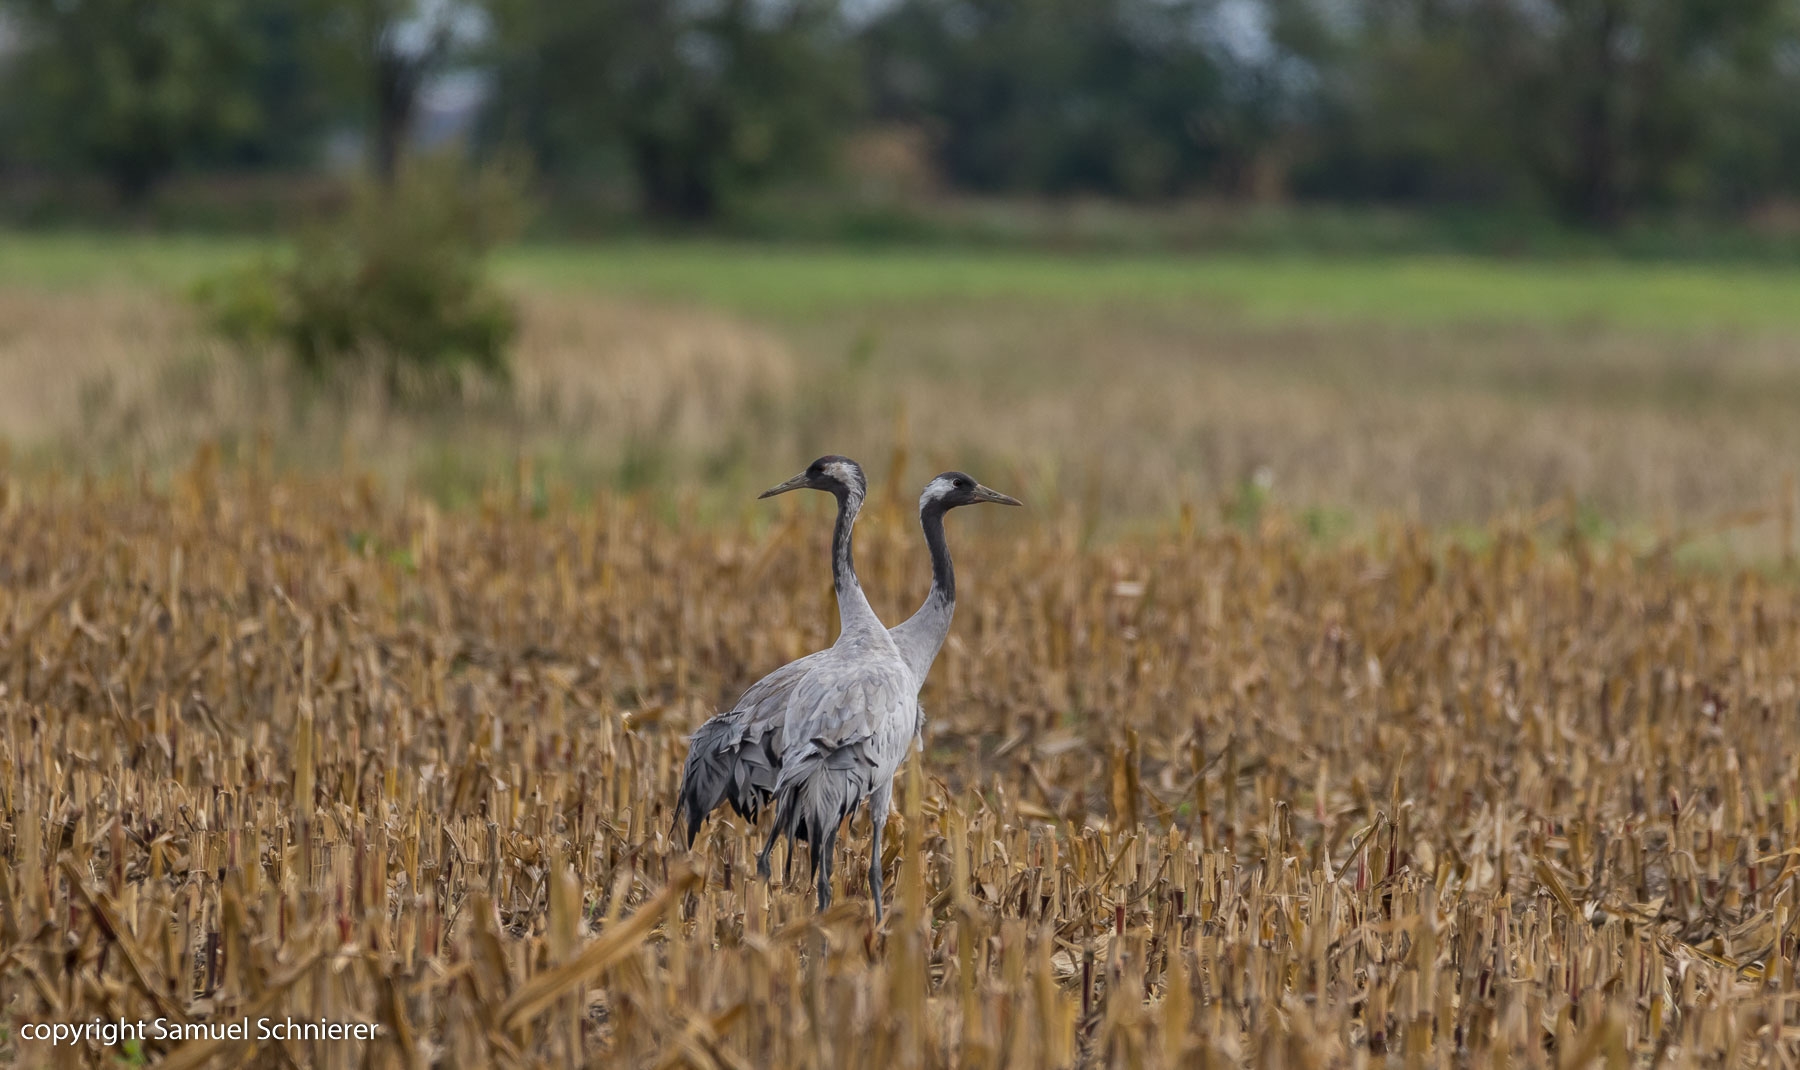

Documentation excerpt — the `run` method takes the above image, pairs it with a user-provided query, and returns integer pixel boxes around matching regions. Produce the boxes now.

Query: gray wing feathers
[673,650,823,845]
[678,636,919,859]
[777,662,910,762]
[770,661,915,861]
[674,715,753,846]
[734,650,823,715]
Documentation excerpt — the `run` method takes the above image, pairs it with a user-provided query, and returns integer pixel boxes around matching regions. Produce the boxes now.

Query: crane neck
[921,500,955,606]
[890,500,956,684]
[830,485,884,637]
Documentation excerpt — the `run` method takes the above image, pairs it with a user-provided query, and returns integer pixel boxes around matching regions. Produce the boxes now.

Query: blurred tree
[483,0,854,219]
[307,0,485,186]
[230,5,340,170]
[1512,0,1798,224]
[5,0,1800,228]
[0,0,276,199]
[862,0,1263,198]
[1277,0,1800,225]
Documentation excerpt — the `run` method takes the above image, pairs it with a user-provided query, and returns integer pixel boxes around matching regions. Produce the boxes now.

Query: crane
[674,462,1021,918]
[761,471,1020,918]
[673,455,888,849]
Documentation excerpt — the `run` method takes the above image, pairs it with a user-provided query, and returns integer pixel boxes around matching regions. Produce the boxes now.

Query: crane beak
[758,472,811,499]
[973,484,1023,507]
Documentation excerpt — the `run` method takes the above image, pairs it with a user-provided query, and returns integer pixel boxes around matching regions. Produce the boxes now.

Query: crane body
[675,463,1020,919]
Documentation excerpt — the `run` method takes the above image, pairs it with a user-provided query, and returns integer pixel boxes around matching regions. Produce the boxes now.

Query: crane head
[759,455,867,500]
[921,472,1023,511]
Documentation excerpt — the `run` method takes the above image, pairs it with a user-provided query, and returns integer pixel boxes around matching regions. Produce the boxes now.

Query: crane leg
[867,782,892,923]
[817,824,838,911]
[868,817,885,923]
[756,819,782,880]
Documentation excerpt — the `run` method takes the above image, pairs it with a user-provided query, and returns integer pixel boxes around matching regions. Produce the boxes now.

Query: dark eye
[954,478,969,488]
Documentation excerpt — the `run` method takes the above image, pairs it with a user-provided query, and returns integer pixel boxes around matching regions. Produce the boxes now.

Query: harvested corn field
[1,462,1798,1068]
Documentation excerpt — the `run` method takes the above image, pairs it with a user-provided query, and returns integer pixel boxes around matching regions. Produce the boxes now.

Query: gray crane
[673,455,890,850]
[674,467,1019,854]
[676,468,1022,850]
[673,461,1020,917]
[759,471,1021,918]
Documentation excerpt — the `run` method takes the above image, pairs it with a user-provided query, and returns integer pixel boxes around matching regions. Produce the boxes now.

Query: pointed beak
[973,484,1023,507]
[758,472,811,499]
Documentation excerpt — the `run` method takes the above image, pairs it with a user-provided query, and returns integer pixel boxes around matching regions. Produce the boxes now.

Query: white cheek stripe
[829,462,864,493]
[920,477,955,506]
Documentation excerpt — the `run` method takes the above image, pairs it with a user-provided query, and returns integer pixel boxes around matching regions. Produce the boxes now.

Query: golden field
[5,239,1800,1067]
[0,460,1798,1068]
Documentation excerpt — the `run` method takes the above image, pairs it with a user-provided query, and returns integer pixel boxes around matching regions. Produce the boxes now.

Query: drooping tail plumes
[760,741,876,908]
[673,719,735,847]
[673,713,780,847]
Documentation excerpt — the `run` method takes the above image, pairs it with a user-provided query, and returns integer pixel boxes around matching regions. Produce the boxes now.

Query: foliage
[0,0,486,197]
[7,0,1800,227]
[194,156,524,395]
[483,0,856,219]
[476,0,1800,223]
[0,0,283,198]
[1277,0,1800,224]
[861,0,1256,198]
[303,0,488,184]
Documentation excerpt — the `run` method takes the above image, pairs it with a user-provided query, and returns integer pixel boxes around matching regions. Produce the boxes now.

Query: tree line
[3,0,1798,228]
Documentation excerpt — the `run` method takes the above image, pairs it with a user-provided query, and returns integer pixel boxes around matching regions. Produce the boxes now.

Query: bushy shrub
[196,155,525,398]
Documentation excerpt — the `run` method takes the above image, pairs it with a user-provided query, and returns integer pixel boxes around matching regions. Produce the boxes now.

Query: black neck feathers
[921,499,954,605]
[832,487,863,595]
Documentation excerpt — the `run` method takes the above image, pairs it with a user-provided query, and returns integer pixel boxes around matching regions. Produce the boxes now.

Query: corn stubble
[1,461,1797,1069]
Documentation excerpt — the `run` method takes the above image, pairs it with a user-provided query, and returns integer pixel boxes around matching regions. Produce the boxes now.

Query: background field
[6,233,1800,556]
